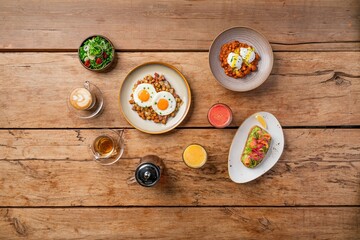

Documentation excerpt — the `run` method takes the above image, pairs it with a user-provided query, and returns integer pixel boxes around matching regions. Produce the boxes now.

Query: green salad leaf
[79,36,114,70]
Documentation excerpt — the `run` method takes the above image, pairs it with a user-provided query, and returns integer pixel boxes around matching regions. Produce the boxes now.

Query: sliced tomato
[103,52,108,59]
[84,60,90,67]
[96,58,102,65]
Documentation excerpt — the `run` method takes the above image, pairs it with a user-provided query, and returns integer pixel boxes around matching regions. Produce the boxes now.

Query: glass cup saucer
[89,129,125,165]
[67,81,104,119]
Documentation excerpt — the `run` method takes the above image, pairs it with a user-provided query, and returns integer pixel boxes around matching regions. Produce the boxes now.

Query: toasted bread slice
[241,126,271,168]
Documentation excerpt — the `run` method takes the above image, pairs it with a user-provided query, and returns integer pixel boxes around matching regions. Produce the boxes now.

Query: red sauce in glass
[207,103,233,128]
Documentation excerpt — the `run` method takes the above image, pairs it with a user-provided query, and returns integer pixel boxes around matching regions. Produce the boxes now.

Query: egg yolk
[244,49,254,62]
[157,98,169,110]
[138,90,150,102]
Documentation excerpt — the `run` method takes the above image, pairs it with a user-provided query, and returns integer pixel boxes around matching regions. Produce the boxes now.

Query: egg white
[133,83,156,107]
[240,47,256,64]
[152,91,176,116]
[227,52,242,69]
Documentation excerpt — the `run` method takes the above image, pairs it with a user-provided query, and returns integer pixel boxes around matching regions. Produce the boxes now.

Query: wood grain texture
[0,52,359,128]
[0,0,359,51]
[1,1,359,238]
[0,129,358,206]
[0,207,359,239]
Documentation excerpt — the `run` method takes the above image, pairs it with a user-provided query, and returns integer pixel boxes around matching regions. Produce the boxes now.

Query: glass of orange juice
[182,144,208,168]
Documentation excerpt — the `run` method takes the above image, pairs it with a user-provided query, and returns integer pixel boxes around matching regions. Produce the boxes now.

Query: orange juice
[182,144,207,168]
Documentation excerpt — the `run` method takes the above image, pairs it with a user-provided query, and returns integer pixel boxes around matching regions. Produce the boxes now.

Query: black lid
[135,163,161,187]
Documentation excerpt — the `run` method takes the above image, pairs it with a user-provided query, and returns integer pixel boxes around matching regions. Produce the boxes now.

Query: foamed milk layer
[70,88,93,110]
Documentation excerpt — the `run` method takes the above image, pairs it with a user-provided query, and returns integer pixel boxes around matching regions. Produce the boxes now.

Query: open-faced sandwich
[241,126,271,168]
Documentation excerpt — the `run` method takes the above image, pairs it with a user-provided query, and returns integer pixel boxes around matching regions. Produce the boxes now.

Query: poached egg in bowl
[240,47,256,65]
[227,52,243,69]
[219,40,260,79]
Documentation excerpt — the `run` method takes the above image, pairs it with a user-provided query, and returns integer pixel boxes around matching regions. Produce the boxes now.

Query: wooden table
[0,1,359,239]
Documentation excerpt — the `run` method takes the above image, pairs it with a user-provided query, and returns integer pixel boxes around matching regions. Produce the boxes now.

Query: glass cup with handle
[67,81,104,119]
[89,129,125,165]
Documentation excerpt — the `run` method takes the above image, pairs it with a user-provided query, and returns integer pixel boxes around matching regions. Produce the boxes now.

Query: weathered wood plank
[0,52,359,128]
[0,129,358,206]
[0,207,359,239]
[0,0,359,51]
[1,129,359,162]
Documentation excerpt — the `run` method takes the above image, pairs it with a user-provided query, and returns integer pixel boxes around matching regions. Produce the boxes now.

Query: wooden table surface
[0,0,359,239]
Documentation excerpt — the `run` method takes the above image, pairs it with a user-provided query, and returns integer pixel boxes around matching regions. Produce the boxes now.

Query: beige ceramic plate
[209,27,273,92]
[119,62,191,134]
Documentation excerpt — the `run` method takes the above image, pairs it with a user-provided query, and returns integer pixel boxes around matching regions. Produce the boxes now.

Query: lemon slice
[255,114,267,129]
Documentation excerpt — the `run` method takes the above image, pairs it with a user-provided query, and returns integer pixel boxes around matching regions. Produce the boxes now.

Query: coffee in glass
[67,81,104,119]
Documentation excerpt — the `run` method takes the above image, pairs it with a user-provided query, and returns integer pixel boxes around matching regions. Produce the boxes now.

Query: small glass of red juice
[207,103,233,128]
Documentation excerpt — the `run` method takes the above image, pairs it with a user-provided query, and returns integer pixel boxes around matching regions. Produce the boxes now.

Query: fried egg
[227,52,242,69]
[152,91,176,116]
[133,83,156,107]
[240,47,256,64]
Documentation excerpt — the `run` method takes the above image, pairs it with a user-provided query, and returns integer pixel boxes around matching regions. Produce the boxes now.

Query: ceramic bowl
[78,35,115,72]
[209,27,273,92]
